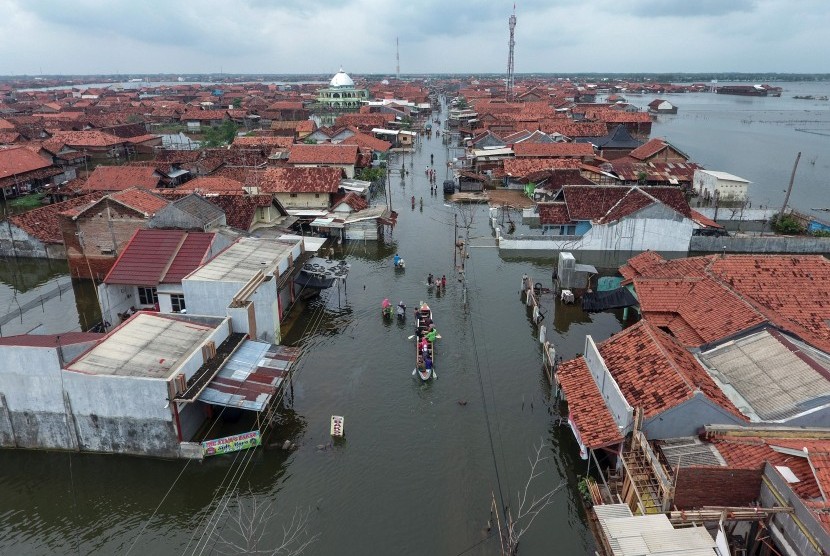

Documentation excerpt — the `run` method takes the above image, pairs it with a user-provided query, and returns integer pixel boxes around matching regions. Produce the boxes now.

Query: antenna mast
[506,6,517,101]
[396,37,400,80]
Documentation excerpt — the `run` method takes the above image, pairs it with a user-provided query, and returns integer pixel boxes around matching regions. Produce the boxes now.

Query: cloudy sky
[1,0,828,76]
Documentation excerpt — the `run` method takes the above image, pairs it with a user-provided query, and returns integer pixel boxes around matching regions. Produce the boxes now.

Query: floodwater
[0,87,828,555]
[623,81,830,215]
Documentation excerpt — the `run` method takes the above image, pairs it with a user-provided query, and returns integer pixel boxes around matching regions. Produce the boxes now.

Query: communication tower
[396,37,400,80]
[506,6,517,101]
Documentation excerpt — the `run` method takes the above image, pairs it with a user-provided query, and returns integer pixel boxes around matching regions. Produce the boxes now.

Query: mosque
[316,68,369,110]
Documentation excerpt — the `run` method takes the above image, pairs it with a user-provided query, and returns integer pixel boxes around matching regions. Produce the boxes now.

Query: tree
[232,97,243,109]
[502,440,566,555]
[771,214,804,235]
[211,492,319,556]
[202,120,239,148]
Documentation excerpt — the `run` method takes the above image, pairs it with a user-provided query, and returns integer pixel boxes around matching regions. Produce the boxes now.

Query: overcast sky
[1,0,828,76]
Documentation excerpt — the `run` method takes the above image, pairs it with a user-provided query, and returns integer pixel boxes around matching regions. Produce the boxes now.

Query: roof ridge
[640,321,698,393]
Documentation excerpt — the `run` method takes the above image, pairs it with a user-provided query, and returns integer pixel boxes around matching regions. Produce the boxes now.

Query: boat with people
[414,302,437,381]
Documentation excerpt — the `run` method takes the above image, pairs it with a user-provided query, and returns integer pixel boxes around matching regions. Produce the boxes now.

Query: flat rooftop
[699,329,830,422]
[66,312,224,379]
[185,237,297,283]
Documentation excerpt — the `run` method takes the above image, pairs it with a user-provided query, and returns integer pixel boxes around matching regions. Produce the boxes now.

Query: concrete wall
[690,235,830,254]
[642,393,746,439]
[251,276,279,343]
[497,205,695,252]
[673,466,762,509]
[0,222,63,259]
[0,346,75,450]
[584,336,633,432]
[98,283,135,329]
[182,279,245,319]
[275,191,329,210]
[62,371,179,457]
[761,463,830,556]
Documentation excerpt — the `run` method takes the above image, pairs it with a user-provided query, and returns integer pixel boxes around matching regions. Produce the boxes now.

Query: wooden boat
[414,303,435,381]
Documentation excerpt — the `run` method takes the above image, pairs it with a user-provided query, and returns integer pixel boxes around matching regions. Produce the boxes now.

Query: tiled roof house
[556,320,748,453]
[287,144,359,178]
[529,185,720,251]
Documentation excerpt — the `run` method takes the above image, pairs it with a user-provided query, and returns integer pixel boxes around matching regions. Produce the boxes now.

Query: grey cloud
[626,0,756,18]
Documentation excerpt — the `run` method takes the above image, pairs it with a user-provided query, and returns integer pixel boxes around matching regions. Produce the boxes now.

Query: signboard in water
[202,431,261,457]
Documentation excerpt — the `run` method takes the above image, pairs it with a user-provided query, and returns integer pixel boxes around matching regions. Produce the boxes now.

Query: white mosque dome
[330,68,355,88]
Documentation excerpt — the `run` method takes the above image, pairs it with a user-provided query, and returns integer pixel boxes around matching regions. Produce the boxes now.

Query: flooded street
[1,87,827,554]
[0,110,627,555]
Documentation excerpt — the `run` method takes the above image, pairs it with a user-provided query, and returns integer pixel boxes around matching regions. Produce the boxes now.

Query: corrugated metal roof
[198,341,300,411]
[103,229,215,286]
[598,511,717,556]
[699,329,830,421]
[185,237,297,283]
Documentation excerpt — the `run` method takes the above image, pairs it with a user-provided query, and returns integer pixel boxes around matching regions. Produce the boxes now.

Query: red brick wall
[59,200,148,280]
[673,466,762,509]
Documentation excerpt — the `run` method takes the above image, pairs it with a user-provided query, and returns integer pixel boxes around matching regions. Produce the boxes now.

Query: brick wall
[60,200,149,280]
[673,466,762,509]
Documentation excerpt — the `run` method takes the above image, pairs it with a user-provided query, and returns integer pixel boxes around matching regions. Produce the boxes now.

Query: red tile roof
[537,202,571,225]
[50,130,125,148]
[287,144,358,165]
[83,165,161,192]
[175,176,245,195]
[557,357,624,449]
[503,158,581,178]
[623,253,830,352]
[705,435,830,502]
[205,194,271,231]
[341,132,392,153]
[252,166,342,194]
[331,191,369,212]
[0,146,52,179]
[103,229,214,285]
[10,193,103,244]
[628,138,688,162]
[513,142,595,158]
[562,185,630,220]
[109,188,169,216]
[231,135,294,149]
[594,320,746,419]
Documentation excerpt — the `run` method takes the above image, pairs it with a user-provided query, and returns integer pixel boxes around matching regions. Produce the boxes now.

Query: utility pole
[779,151,801,219]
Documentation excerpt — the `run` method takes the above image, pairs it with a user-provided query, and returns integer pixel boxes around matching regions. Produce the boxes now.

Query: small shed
[647,99,678,114]
[458,170,486,192]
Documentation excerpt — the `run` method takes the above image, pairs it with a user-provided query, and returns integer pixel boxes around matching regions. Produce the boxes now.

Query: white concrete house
[498,185,722,252]
[182,236,303,344]
[693,169,751,202]
[0,312,298,458]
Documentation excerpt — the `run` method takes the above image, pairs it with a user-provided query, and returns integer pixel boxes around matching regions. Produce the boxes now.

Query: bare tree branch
[504,439,567,555]
[211,491,319,555]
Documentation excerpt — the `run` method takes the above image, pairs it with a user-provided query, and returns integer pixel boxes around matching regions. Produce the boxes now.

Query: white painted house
[497,185,722,252]
[693,169,751,202]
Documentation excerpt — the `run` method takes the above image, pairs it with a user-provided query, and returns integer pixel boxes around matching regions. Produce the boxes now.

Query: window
[315,193,320,198]
[171,294,186,313]
[290,193,298,198]
[138,286,158,306]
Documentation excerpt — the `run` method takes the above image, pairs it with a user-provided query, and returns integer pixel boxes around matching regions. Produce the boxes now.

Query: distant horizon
[4,71,830,80]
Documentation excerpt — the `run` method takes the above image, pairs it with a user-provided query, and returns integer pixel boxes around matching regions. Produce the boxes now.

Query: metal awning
[197,341,300,412]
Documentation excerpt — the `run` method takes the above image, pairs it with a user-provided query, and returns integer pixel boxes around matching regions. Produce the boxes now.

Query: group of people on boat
[415,303,437,376]
[427,273,447,289]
